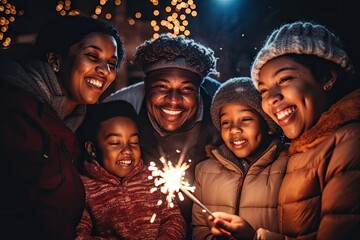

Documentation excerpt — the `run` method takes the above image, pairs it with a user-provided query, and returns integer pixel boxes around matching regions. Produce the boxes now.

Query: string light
[91,0,122,20]
[147,0,197,38]
[78,0,198,38]
[56,1,80,16]
[0,0,21,49]
[3,0,199,48]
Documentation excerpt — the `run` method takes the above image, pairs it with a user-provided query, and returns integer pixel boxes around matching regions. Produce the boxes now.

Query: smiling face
[145,68,201,132]
[58,32,118,111]
[258,56,330,139]
[95,117,141,178]
[220,103,271,163]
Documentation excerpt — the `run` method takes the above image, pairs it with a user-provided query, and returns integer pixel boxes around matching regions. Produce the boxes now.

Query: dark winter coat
[0,60,86,240]
[0,83,85,239]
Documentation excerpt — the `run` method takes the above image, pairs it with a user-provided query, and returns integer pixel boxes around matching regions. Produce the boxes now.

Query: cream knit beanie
[210,77,281,135]
[251,21,353,86]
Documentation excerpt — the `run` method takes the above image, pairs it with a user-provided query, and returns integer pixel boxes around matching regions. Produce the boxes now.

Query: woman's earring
[85,141,97,159]
[323,84,332,91]
[53,65,60,73]
[323,71,336,91]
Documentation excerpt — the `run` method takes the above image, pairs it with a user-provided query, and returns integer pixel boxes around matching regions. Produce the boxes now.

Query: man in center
[104,34,222,238]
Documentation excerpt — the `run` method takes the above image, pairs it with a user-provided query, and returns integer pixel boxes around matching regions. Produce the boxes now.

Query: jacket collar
[290,89,360,154]
[206,143,250,174]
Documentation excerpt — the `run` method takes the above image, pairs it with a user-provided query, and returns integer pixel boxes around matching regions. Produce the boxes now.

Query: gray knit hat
[133,33,218,79]
[210,77,281,135]
[251,21,354,86]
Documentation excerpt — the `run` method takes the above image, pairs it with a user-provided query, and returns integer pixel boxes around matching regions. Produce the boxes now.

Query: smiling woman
[206,21,360,240]
[32,15,124,116]
[0,15,125,240]
[250,22,360,239]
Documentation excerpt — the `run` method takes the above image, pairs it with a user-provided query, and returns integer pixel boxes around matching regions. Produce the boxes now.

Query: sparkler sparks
[148,154,215,221]
[150,213,156,223]
[149,156,194,208]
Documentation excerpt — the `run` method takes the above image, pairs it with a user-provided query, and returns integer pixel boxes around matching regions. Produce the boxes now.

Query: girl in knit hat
[75,100,185,240]
[192,77,289,240]
[210,21,360,240]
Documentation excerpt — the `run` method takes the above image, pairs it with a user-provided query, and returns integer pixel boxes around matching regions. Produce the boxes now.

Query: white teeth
[276,107,296,120]
[233,140,246,145]
[162,109,182,115]
[87,78,103,88]
[116,160,132,166]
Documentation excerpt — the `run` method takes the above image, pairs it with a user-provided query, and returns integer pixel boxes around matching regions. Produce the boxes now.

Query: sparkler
[148,155,215,218]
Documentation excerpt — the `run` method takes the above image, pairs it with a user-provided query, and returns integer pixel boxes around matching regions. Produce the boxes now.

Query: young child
[192,77,289,240]
[75,100,185,240]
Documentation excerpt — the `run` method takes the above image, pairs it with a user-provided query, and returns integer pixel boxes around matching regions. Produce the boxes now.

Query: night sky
[2,0,359,82]
[191,0,360,81]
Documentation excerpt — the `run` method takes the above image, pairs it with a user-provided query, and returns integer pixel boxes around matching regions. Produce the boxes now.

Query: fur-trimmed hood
[290,89,360,154]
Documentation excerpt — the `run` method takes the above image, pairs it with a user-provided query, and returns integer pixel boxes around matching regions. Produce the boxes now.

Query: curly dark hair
[32,15,125,69]
[133,33,218,77]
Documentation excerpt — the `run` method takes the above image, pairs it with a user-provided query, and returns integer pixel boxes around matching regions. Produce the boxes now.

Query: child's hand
[208,213,232,238]
[208,212,255,240]
[256,228,284,240]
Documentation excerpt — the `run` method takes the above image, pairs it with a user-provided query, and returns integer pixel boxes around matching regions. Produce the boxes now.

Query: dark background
[191,0,360,81]
[1,0,359,92]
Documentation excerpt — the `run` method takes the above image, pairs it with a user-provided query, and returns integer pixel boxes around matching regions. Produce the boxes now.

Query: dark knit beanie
[251,21,353,86]
[76,100,139,145]
[210,77,281,135]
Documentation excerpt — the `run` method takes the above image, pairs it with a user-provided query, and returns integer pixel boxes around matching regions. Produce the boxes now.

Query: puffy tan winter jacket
[278,89,360,240]
[192,139,289,240]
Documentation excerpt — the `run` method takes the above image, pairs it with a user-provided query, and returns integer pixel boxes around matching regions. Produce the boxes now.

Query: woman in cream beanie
[209,21,360,240]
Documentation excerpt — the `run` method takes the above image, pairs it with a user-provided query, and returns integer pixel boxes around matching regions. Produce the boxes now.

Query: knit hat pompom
[251,21,353,86]
[210,77,281,135]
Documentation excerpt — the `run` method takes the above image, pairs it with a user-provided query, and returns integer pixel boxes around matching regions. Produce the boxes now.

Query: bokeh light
[0,0,20,49]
